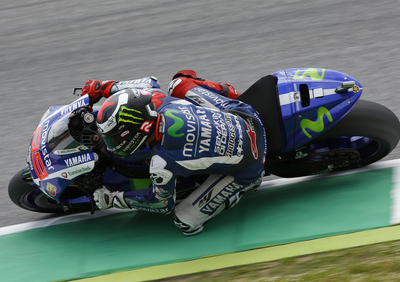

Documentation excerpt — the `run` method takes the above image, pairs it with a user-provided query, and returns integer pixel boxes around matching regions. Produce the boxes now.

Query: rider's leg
[173,174,262,236]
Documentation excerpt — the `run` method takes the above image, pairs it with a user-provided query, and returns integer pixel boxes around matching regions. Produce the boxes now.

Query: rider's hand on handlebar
[81,79,116,103]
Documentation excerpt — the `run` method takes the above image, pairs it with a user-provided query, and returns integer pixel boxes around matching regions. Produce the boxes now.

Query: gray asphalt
[2,0,400,228]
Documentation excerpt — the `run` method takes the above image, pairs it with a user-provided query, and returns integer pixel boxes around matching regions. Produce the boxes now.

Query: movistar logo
[293,68,326,81]
[300,107,333,138]
[118,106,143,124]
[165,110,184,137]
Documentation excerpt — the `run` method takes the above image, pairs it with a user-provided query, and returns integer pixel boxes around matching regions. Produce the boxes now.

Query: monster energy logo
[165,110,184,137]
[300,107,333,138]
[293,68,326,81]
[118,106,143,124]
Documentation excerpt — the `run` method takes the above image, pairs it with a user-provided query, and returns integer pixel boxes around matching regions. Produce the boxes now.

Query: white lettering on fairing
[61,99,86,115]
[64,153,92,167]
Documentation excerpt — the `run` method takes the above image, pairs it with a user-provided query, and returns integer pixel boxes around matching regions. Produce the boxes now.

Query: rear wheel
[268,100,400,177]
[313,100,400,166]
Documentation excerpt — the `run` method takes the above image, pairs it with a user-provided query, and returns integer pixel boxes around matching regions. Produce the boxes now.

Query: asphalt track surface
[2,0,400,229]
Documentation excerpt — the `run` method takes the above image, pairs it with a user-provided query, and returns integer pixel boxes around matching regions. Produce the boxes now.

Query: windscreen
[47,114,83,153]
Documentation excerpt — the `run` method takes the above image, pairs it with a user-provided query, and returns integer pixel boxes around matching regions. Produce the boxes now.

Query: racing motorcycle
[8,68,400,214]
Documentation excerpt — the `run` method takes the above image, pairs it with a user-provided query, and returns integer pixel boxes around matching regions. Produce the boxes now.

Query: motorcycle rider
[81,70,266,235]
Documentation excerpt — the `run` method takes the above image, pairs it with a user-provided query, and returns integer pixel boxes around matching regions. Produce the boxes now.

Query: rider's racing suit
[101,76,267,234]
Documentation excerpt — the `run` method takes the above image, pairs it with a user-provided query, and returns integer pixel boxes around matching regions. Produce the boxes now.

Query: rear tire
[268,100,400,178]
[314,100,400,166]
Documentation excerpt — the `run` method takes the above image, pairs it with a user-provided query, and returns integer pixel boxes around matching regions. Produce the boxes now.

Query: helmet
[96,89,158,158]
[172,70,198,80]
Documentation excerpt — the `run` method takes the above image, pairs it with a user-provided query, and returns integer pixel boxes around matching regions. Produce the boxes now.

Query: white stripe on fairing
[278,88,362,106]
[1,158,399,236]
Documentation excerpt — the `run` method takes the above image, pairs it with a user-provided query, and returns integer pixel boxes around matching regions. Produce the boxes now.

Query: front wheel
[8,168,65,213]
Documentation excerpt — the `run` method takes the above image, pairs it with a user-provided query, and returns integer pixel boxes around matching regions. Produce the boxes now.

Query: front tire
[8,168,65,213]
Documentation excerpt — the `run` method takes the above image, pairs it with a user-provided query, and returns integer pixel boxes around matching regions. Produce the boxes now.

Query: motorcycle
[8,68,400,214]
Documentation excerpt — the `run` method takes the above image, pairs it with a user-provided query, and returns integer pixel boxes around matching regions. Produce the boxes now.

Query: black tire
[314,100,400,166]
[8,168,65,213]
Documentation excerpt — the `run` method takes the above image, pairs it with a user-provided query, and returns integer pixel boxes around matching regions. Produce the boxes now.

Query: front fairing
[271,68,363,152]
[28,95,96,201]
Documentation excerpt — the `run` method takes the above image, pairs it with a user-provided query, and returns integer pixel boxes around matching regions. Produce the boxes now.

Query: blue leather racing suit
[116,79,267,230]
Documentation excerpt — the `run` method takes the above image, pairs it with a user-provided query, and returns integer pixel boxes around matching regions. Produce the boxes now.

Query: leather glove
[93,187,130,210]
[81,79,116,103]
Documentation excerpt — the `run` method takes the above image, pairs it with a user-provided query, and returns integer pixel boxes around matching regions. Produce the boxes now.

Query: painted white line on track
[390,165,400,225]
[0,209,132,236]
[2,159,400,237]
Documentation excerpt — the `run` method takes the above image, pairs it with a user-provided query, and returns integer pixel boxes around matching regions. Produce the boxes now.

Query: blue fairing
[28,95,98,201]
[271,68,363,152]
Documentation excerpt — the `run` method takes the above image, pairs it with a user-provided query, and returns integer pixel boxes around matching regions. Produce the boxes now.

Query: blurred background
[1,0,400,227]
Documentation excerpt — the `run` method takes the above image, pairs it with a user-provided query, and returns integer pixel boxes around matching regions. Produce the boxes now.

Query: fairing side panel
[271,68,363,152]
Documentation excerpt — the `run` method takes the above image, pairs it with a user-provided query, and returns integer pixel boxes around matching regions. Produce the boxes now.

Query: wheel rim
[309,136,385,164]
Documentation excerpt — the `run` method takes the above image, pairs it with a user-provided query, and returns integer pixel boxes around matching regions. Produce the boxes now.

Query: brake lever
[73,88,83,96]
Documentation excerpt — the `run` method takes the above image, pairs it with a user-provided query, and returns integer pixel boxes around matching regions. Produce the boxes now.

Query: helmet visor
[101,128,148,158]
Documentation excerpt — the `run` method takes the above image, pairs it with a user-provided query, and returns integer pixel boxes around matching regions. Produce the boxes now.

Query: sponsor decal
[198,191,213,208]
[224,114,236,157]
[293,68,326,81]
[118,106,143,125]
[177,107,212,158]
[235,115,244,157]
[61,172,68,178]
[60,98,86,115]
[66,165,92,177]
[64,153,92,167]
[253,113,267,162]
[109,140,127,152]
[213,112,227,156]
[165,110,184,137]
[122,132,144,154]
[46,182,57,197]
[244,119,258,159]
[200,182,243,214]
[31,120,55,180]
[195,88,231,109]
[168,78,182,96]
[186,94,206,105]
[53,145,88,155]
[139,121,153,133]
[300,107,333,138]
[118,77,154,86]
[212,112,244,158]
[153,186,171,201]
[121,130,130,137]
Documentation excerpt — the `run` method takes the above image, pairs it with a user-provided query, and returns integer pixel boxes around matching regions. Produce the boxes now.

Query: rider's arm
[110,77,161,94]
[123,154,177,214]
[81,77,161,103]
[170,80,254,115]
[168,77,240,99]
